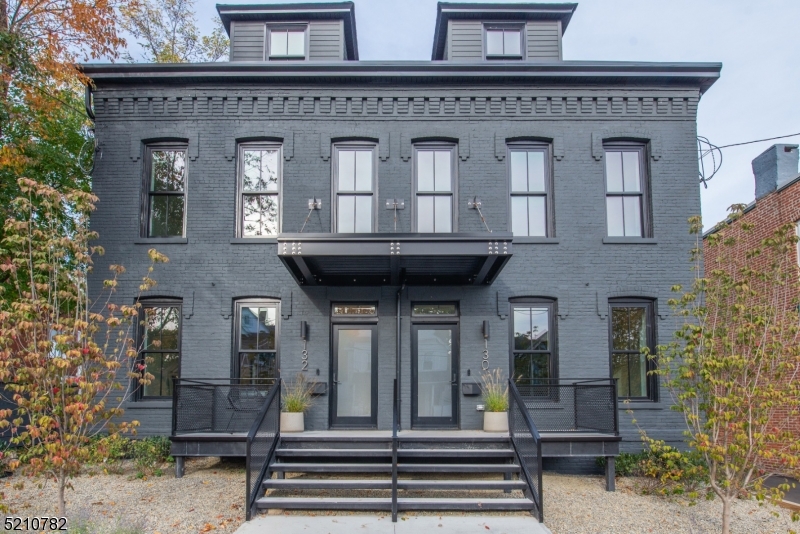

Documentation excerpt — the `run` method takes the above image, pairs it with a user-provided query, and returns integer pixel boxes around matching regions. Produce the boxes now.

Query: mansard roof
[216,2,359,60]
[431,2,578,60]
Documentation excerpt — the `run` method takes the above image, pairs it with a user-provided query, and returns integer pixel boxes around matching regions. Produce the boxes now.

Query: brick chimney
[752,144,799,200]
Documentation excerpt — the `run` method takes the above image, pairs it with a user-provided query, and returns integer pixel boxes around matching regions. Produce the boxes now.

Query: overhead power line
[697,132,800,188]
[714,132,800,150]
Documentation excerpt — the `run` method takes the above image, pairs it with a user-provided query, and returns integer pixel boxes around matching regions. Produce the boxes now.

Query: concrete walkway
[235,514,552,534]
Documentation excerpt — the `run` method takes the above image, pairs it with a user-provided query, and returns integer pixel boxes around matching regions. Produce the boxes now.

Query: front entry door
[331,324,378,427]
[411,324,459,428]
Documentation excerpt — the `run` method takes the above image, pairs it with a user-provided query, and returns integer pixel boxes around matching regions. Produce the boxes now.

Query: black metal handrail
[245,379,281,521]
[508,379,544,522]
[513,378,619,435]
[391,378,399,522]
[172,378,277,436]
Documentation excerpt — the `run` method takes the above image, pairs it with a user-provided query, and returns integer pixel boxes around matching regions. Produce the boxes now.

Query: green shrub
[282,373,314,413]
[481,368,509,412]
[597,438,708,497]
[597,451,647,477]
[129,436,173,477]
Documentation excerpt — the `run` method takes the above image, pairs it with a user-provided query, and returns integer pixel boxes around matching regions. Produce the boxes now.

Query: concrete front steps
[254,431,535,514]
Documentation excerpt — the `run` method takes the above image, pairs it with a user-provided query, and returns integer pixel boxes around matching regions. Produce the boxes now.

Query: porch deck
[170,429,620,459]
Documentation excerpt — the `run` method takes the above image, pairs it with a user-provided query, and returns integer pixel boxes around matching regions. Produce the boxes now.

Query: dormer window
[485,25,523,59]
[268,26,306,59]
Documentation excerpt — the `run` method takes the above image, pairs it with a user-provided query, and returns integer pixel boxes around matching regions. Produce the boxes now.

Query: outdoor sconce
[482,320,490,340]
[300,321,309,340]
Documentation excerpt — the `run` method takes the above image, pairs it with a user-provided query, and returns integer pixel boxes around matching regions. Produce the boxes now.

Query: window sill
[134,237,188,245]
[602,237,657,245]
[514,237,560,245]
[231,237,278,244]
[618,401,662,410]
[125,400,173,409]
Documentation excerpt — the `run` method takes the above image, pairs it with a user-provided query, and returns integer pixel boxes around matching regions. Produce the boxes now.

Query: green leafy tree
[121,0,229,63]
[655,208,800,534]
[0,179,168,516]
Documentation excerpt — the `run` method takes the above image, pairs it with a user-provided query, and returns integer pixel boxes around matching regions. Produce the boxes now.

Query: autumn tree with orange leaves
[0,179,168,516]
[0,1,133,222]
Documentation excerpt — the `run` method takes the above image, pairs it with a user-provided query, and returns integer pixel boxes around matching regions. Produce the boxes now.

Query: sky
[176,0,800,228]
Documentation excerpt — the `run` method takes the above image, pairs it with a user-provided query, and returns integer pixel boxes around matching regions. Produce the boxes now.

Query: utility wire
[697,132,800,188]
[714,132,800,150]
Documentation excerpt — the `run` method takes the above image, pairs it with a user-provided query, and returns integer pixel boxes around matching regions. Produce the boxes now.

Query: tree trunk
[721,496,731,534]
[57,473,66,517]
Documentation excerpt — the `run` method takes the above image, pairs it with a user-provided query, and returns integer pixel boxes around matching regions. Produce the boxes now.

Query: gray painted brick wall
[89,84,703,453]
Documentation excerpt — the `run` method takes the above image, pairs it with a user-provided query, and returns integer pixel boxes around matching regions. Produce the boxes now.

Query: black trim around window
[412,143,458,233]
[136,299,182,400]
[507,142,554,237]
[509,298,557,384]
[232,299,281,380]
[236,142,283,238]
[332,142,378,233]
[603,142,652,238]
[141,143,188,239]
[608,298,657,401]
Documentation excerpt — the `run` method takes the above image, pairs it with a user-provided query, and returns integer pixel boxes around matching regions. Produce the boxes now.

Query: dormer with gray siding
[432,2,576,61]
[218,2,359,61]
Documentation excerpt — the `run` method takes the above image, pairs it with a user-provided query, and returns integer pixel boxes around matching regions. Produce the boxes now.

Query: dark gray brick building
[83,1,720,458]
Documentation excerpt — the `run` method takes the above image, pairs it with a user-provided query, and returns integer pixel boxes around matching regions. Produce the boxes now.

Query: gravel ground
[0,461,796,534]
[0,457,246,533]
[544,473,799,534]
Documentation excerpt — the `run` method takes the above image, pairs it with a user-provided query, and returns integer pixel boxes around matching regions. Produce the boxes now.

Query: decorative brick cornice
[495,131,565,161]
[98,94,700,120]
[130,127,199,161]
[591,129,662,161]
[224,127,294,161]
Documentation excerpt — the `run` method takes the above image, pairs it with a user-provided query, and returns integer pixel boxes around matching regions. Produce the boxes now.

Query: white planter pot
[280,412,304,433]
[484,411,509,432]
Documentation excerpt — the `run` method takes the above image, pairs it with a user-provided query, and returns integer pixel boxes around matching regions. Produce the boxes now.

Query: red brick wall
[703,179,800,473]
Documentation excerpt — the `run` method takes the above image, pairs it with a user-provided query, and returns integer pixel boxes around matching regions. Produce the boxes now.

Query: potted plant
[481,368,509,432]
[281,373,314,432]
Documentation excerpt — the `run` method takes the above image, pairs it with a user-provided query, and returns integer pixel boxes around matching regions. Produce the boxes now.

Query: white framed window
[268,26,306,59]
[485,25,523,59]
[333,143,377,233]
[509,143,552,237]
[413,144,456,233]
[604,143,651,237]
[237,143,282,237]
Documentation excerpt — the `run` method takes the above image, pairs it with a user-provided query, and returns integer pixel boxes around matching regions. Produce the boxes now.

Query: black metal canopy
[277,233,512,286]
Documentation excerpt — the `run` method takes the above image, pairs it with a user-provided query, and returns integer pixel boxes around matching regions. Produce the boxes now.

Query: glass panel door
[411,324,459,428]
[331,324,378,427]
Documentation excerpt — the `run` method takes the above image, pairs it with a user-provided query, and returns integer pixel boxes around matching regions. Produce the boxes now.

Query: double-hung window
[144,145,187,238]
[604,144,649,237]
[268,26,306,59]
[509,144,551,237]
[234,300,279,380]
[511,299,555,389]
[485,25,523,59]
[414,144,456,233]
[238,143,281,237]
[609,299,656,400]
[334,144,376,233]
[138,301,181,399]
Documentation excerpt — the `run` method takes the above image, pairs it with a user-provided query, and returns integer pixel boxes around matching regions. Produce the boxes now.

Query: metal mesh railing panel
[245,381,280,521]
[574,385,616,433]
[173,379,276,435]
[515,379,618,434]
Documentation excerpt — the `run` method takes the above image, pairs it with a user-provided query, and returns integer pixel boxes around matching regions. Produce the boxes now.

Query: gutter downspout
[85,84,95,120]
[396,279,405,431]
